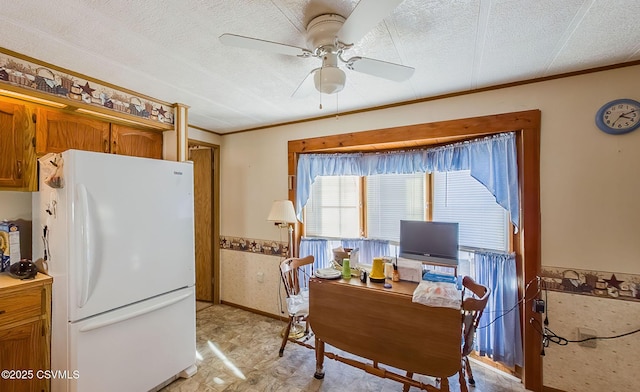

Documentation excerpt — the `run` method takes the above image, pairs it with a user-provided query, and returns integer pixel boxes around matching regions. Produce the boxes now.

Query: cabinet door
[36,109,110,155]
[111,124,163,159]
[0,101,36,190]
[0,320,48,392]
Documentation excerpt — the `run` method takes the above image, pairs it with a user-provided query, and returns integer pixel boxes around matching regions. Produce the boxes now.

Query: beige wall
[189,127,221,146]
[0,191,32,220]
[543,291,639,391]
[219,65,640,391]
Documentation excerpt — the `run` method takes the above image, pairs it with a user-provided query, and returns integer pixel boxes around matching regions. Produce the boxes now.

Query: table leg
[403,371,413,392]
[440,377,450,391]
[314,336,325,379]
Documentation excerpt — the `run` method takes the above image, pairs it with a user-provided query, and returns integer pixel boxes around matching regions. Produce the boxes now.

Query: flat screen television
[399,220,459,266]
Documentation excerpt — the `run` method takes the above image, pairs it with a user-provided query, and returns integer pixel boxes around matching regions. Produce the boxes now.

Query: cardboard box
[0,222,21,272]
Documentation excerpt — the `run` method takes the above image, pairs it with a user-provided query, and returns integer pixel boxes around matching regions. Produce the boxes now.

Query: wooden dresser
[0,273,52,392]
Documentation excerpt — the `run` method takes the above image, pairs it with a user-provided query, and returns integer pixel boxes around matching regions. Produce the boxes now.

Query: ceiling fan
[219,0,414,97]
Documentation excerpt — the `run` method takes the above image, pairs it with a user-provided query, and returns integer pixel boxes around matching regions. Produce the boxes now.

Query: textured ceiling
[1,0,639,134]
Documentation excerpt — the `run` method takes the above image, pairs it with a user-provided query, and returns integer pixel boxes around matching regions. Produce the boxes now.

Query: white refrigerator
[32,149,197,392]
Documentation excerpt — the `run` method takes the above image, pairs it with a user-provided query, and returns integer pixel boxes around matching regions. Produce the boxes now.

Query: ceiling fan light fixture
[314,66,345,94]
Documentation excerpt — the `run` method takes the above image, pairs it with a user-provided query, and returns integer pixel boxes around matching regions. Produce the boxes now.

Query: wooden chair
[278,255,314,357]
[401,276,490,392]
[458,276,490,390]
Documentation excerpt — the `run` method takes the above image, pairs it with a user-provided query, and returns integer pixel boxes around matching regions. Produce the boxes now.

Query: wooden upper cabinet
[111,124,163,159]
[36,109,164,159]
[36,109,110,155]
[0,100,37,190]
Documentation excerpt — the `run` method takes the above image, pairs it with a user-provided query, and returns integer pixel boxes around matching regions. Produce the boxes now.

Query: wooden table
[309,277,462,391]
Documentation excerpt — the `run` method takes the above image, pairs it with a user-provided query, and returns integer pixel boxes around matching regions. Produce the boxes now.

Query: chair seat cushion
[286,290,309,316]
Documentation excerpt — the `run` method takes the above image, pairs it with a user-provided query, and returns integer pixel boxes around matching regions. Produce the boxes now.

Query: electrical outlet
[578,327,597,348]
[533,299,545,313]
[257,272,264,283]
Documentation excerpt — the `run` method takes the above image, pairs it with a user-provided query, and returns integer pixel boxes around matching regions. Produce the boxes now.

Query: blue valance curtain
[473,251,523,368]
[296,132,519,230]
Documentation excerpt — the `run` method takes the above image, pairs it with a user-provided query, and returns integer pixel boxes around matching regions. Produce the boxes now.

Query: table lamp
[267,200,297,257]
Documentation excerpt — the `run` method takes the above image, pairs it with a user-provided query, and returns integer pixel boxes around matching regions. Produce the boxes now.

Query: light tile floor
[161,304,528,392]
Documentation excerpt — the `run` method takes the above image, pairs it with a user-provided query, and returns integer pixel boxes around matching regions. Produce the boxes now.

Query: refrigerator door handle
[78,291,192,332]
[77,183,97,308]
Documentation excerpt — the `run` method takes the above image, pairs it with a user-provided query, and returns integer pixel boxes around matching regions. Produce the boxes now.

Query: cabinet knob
[0,310,5,315]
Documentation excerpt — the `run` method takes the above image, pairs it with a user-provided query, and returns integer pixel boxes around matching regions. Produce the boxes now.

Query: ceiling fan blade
[345,56,414,82]
[219,33,312,57]
[291,68,319,98]
[337,0,406,45]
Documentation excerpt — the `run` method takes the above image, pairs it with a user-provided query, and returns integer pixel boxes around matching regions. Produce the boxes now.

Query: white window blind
[432,170,509,251]
[366,173,426,242]
[305,176,360,238]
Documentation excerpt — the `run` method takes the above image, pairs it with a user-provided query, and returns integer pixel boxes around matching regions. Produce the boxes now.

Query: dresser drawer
[0,285,43,326]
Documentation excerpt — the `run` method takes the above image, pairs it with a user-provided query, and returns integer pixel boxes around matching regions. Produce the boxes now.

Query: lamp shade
[267,200,297,224]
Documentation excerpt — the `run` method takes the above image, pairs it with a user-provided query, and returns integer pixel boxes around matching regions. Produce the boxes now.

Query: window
[305,170,509,253]
[305,176,360,238]
[366,173,426,242]
[432,170,509,252]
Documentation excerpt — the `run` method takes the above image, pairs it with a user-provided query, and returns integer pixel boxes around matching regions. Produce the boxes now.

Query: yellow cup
[370,257,386,283]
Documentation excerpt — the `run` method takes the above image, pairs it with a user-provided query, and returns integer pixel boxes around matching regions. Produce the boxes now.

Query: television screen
[399,220,459,265]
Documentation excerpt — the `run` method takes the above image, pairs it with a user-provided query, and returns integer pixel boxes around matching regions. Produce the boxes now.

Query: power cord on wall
[532,278,640,355]
[543,278,549,326]
[465,274,640,357]
[530,317,640,350]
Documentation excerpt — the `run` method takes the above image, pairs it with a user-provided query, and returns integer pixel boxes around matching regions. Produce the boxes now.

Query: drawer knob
[0,310,5,315]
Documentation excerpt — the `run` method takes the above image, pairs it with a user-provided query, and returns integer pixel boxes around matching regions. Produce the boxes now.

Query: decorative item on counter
[392,258,400,282]
[332,247,350,267]
[341,258,351,279]
[7,259,38,280]
[349,248,359,266]
[359,269,367,283]
[369,257,386,283]
[396,259,424,282]
[0,221,20,272]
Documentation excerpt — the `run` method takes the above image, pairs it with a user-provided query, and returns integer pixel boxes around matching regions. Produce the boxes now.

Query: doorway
[189,143,220,304]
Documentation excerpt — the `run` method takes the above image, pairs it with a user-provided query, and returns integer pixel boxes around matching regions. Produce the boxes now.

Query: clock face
[595,99,640,135]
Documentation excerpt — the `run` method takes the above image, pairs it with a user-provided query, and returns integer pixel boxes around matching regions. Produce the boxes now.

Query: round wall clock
[595,98,640,135]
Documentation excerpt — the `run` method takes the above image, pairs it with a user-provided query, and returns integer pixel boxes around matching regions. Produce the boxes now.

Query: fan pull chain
[319,69,323,109]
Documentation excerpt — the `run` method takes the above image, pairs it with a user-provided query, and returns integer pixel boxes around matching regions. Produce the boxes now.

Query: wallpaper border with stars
[541,266,640,302]
[0,48,174,125]
[220,235,289,258]
[218,238,640,302]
